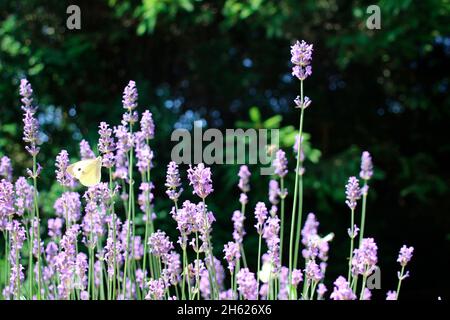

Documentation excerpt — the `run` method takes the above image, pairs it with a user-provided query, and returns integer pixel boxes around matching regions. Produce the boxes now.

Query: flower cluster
[0,43,416,301]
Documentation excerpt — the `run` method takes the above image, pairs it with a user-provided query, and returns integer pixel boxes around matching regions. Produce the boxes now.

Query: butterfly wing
[67,157,102,187]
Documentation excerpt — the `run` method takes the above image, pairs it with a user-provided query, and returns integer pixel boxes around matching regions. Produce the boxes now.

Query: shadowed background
[0,0,449,299]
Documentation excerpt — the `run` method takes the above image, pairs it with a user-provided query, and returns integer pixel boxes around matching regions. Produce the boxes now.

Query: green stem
[289,80,305,298]
[239,202,248,269]
[279,177,285,267]
[348,208,355,282]
[256,234,262,300]
[122,122,134,297]
[32,154,42,299]
[359,181,368,246]
[293,170,304,270]
[396,265,405,300]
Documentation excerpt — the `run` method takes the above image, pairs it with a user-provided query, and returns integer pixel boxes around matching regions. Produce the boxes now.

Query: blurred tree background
[0,0,449,299]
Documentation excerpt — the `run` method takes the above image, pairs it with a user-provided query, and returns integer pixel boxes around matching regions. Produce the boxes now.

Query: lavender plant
[0,41,415,300]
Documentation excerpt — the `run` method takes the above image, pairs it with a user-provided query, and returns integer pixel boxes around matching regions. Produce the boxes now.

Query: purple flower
[301,213,319,247]
[386,290,397,300]
[347,224,360,239]
[81,200,104,249]
[317,283,327,299]
[294,96,312,109]
[232,210,246,244]
[79,140,95,160]
[352,238,378,276]
[161,251,181,285]
[0,179,15,230]
[254,202,268,235]
[238,165,251,193]
[135,132,154,174]
[360,151,373,181]
[138,182,154,214]
[104,226,122,278]
[362,288,372,300]
[122,80,138,112]
[114,125,133,154]
[273,149,288,178]
[75,253,88,289]
[0,156,13,181]
[20,79,40,157]
[292,65,312,81]
[80,291,89,300]
[345,176,361,210]
[98,122,115,168]
[304,260,323,282]
[397,245,414,267]
[187,163,213,199]
[54,191,82,225]
[148,230,174,258]
[263,215,281,272]
[14,176,33,216]
[188,259,206,280]
[55,150,75,187]
[330,276,356,300]
[165,161,183,202]
[268,179,280,206]
[7,220,26,298]
[223,241,241,272]
[239,193,248,206]
[20,78,34,110]
[171,200,199,247]
[22,112,40,157]
[236,268,258,300]
[140,110,155,140]
[291,40,313,66]
[199,257,226,300]
[48,218,64,239]
[291,269,303,287]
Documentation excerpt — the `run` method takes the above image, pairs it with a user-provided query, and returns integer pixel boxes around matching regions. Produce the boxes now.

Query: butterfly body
[67,156,102,187]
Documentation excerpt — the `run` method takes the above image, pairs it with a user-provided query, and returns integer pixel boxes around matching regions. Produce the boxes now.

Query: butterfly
[66,156,102,187]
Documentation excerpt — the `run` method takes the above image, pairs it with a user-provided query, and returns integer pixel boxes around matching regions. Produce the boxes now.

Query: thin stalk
[181,246,187,300]
[347,208,355,282]
[122,122,135,297]
[32,154,42,299]
[239,202,248,269]
[359,181,368,245]
[396,265,405,300]
[256,233,262,300]
[293,170,304,269]
[279,177,285,267]
[359,273,368,300]
[289,80,305,297]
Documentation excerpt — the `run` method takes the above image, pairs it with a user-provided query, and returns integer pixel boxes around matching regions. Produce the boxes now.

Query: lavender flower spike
[345,176,361,210]
[236,268,258,300]
[273,149,288,178]
[397,245,414,267]
[0,156,13,181]
[55,150,75,187]
[140,110,155,140]
[79,139,95,160]
[165,161,183,202]
[290,40,313,81]
[187,163,213,199]
[223,241,241,273]
[238,165,251,193]
[360,151,373,181]
[122,80,138,111]
[254,202,268,235]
